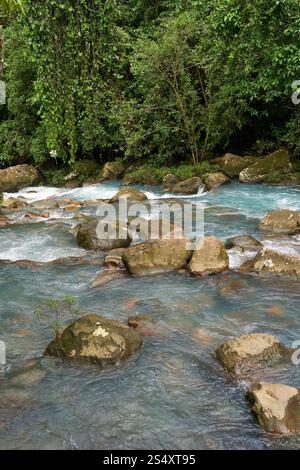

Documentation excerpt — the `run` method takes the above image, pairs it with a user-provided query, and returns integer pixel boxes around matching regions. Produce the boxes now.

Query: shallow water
[0,181,299,449]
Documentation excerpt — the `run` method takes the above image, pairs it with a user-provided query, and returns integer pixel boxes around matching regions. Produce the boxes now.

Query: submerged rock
[216,333,286,375]
[109,187,148,204]
[203,172,230,191]
[172,177,202,194]
[225,235,263,252]
[45,314,143,367]
[246,382,300,434]
[0,214,11,227]
[188,236,229,276]
[259,209,300,233]
[214,153,257,178]
[218,278,249,297]
[76,219,132,251]
[122,238,191,276]
[98,161,124,182]
[239,149,291,184]
[0,164,41,192]
[92,249,127,287]
[250,249,300,276]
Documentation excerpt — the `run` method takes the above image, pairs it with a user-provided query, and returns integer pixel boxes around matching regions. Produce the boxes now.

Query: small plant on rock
[35,296,79,340]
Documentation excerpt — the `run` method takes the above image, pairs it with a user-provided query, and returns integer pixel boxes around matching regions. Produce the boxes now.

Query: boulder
[225,235,263,252]
[0,164,41,192]
[1,197,28,210]
[246,382,300,434]
[188,236,229,276]
[203,172,230,191]
[172,177,202,194]
[250,249,300,276]
[109,187,148,204]
[98,161,124,182]
[259,209,300,233]
[0,214,10,227]
[122,238,191,276]
[76,219,132,251]
[162,174,180,191]
[45,314,143,367]
[216,333,285,374]
[214,153,257,178]
[30,199,59,210]
[239,149,291,184]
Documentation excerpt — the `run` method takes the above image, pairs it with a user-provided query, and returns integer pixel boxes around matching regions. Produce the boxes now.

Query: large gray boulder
[214,153,257,178]
[45,314,143,367]
[225,235,263,252]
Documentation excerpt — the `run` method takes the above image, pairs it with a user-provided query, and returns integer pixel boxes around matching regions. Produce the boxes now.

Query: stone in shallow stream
[246,382,300,434]
[45,314,143,368]
[216,333,288,375]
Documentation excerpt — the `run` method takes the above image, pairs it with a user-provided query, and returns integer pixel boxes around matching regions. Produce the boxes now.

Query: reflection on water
[0,181,299,449]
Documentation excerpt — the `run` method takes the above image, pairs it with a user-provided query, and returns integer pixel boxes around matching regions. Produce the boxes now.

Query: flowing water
[0,181,299,449]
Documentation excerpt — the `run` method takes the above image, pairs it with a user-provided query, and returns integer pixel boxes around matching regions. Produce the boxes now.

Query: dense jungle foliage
[1,0,300,170]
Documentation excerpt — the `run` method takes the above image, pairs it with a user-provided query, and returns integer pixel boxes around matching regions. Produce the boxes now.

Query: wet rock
[214,153,257,178]
[64,204,81,212]
[246,382,300,434]
[250,249,300,276]
[0,164,41,192]
[76,218,132,251]
[218,279,249,297]
[162,174,180,191]
[122,238,191,276]
[109,187,148,204]
[98,161,124,182]
[216,333,286,375]
[92,270,126,287]
[2,197,28,210]
[30,199,59,210]
[45,314,143,367]
[172,177,202,194]
[203,172,230,191]
[25,212,49,220]
[0,214,11,227]
[188,236,229,276]
[259,209,300,233]
[225,235,263,252]
[239,149,291,184]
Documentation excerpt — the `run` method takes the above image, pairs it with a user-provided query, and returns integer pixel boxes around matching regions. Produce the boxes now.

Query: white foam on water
[228,249,258,269]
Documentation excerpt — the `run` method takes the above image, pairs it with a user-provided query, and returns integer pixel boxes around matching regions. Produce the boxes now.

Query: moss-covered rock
[239,149,291,184]
[162,174,180,191]
[215,153,257,178]
[246,382,300,434]
[188,236,229,276]
[0,164,41,192]
[45,314,143,367]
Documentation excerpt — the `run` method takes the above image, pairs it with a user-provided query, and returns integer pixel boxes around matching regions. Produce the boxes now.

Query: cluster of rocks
[215,332,300,434]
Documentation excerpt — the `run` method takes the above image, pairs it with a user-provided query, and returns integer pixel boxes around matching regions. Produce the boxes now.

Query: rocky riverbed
[0,178,300,449]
